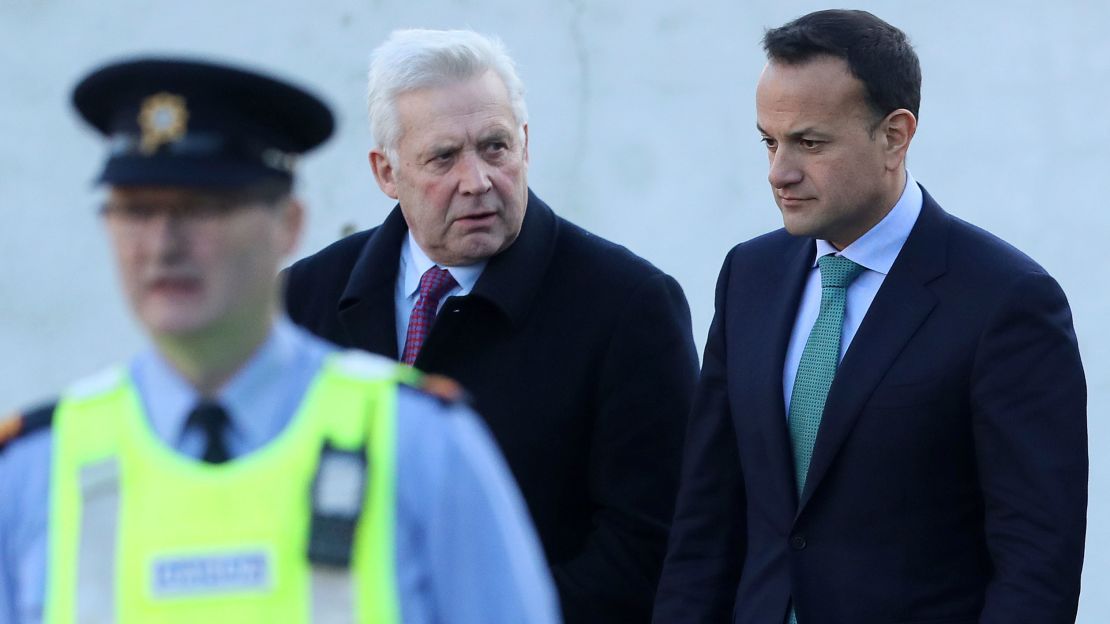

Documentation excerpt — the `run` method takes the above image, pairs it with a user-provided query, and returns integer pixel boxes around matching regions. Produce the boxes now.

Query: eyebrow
[422,142,461,158]
[478,127,513,142]
[756,124,831,140]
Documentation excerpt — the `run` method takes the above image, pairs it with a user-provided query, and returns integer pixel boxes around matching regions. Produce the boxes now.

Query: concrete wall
[2,1,1106,619]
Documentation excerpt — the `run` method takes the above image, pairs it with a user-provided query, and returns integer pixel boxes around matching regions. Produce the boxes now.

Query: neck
[830,168,908,250]
[152,310,276,397]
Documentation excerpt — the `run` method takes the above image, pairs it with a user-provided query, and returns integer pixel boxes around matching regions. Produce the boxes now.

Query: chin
[138,307,215,339]
[781,220,814,239]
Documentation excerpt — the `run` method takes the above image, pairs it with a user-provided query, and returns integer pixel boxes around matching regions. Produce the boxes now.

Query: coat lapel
[335,207,408,359]
[747,236,815,516]
[797,189,949,512]
[467,189,557,327]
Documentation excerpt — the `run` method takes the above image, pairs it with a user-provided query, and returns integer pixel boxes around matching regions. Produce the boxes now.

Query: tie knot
[186,401,231,463]
[418,267,458,301]
[186,400,229,433]
[817,255,864,289]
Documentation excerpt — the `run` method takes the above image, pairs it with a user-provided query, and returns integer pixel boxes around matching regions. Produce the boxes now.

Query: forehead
[394,71,517,146]
[106,186,264,216]
[755,57,871,132]
[110,186,218,203]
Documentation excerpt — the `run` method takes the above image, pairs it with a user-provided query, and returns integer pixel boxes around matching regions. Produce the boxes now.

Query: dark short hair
[762,9,921,122]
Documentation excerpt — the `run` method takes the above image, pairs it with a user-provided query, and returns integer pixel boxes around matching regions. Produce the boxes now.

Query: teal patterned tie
[787,254,864,624]
[789,255,865,497]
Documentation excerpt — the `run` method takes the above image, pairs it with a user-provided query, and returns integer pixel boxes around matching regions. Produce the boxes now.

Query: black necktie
[186,401,231,464]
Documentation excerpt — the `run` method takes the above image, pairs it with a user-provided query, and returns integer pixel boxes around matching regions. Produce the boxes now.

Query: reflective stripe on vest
[76,458,120,622]
[45,352,402,624]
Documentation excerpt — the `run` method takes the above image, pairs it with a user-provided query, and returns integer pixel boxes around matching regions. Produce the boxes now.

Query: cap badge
[138,92,189,154]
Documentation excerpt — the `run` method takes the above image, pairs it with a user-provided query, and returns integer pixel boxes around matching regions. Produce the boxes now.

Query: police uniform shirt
[0,318,559,623]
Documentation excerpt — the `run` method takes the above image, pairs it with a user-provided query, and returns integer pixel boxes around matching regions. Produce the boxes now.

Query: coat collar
[797,185,949,514]
[335,188,557,355]
[469,189,559,327]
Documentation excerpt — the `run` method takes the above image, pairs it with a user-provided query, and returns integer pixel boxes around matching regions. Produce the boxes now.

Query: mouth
[778,196,814,208]
[454,211,498,226]
[146,275,203,297]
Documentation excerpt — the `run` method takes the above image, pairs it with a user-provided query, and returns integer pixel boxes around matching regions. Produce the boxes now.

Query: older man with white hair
[285,28,699,622]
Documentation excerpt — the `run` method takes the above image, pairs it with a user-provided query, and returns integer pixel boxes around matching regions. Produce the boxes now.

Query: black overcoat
[284,190,699,622]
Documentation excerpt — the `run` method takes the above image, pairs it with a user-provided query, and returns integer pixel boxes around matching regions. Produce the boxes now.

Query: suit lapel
[336,207,408,359]
[747,236,815,515]
[797,190,949,512]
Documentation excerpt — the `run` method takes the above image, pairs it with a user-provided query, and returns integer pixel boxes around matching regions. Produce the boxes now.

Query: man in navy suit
[654,10,1087,624]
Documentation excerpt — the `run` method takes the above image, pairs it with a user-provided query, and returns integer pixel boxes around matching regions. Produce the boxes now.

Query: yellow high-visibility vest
[44,351,404,623]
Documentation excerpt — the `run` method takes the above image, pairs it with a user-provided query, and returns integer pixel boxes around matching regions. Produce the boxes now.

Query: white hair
[367,29,528,160]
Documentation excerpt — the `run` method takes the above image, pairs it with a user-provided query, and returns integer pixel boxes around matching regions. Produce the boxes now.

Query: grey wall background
[1,0,1106,618]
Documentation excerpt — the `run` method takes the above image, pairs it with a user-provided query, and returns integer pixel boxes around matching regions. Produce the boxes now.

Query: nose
[147,211,188,261]
[767,148,803,190]
[457,151,493,195]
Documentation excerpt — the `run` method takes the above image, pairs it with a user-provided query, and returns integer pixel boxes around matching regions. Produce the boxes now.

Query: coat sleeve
[549,271,699,622]
[652,250,747,623]
[971,270,1087,623]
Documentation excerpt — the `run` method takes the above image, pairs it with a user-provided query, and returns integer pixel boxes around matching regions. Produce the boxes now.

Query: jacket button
[790,535,807,550]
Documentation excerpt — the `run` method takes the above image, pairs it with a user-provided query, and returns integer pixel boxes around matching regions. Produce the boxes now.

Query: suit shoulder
[729,227,796,256]
[287,228,377,282]
[944,213,1051,281]
[0,401,56,454]
[283,228,379,325]
[552,215,670,282]
[714,228,803,274]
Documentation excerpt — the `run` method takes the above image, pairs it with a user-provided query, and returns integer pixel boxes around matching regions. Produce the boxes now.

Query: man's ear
[521,123,530,165]
[882,109,917,171]
[369,148,400,199]
[278,196,305,257]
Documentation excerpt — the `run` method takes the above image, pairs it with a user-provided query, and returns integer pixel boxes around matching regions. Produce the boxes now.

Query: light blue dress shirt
[0,318,559,624]
[394,233,486,354]
[783,172,924,413]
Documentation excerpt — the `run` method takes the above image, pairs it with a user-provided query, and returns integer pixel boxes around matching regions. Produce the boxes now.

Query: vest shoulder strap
[327,350,398,380]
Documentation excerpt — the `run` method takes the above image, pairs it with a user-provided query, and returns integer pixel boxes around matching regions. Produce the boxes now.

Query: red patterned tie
[401,267,458,365]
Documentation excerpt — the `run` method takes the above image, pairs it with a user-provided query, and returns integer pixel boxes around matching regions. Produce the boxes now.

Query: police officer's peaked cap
[73,56,334,188]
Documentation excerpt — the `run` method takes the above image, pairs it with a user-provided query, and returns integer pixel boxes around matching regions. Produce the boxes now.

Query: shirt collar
[131,317,302,445]
[401,232,486,298]
[814,170,923,274]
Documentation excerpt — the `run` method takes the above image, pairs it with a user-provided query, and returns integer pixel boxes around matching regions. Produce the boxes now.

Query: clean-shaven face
[102,186,300,339]
[371,69,529,266]
[756,56,894,249]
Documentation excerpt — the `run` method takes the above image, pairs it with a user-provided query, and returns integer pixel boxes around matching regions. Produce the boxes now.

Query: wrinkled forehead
[397,71,515,118]
[394,72,521,147]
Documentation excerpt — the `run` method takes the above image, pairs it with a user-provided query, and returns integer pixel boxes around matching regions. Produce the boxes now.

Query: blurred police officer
[0,56,559,623]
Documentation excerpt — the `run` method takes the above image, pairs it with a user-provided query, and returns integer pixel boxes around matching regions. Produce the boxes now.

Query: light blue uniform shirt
[0,318,559,624]
[783,173,923,412]
[395,233,486,354]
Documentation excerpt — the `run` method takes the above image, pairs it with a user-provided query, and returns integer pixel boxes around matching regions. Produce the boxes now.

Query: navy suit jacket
[284,190,699,622]
[654,187,1087,624]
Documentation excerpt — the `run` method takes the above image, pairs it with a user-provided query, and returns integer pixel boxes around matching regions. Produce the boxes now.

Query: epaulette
[399,371,472,407]
[0,401,56,453]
